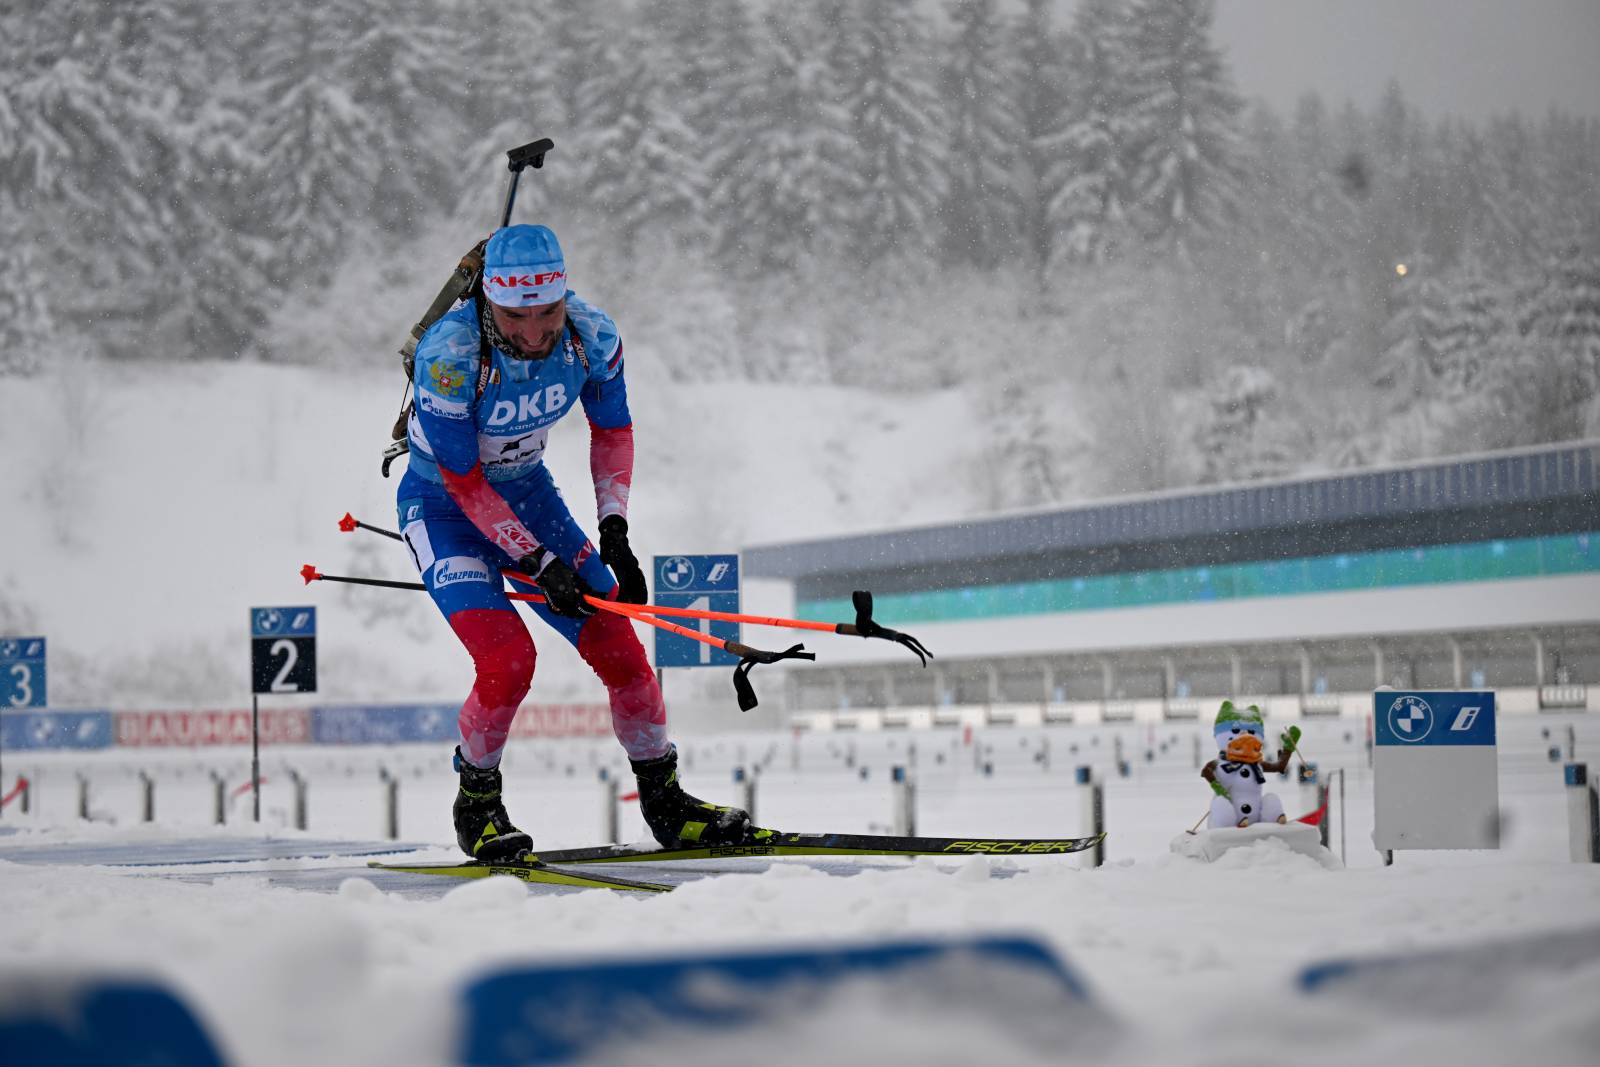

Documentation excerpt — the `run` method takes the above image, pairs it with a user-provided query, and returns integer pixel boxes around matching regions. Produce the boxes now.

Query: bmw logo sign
[660,556,696,591]
[1386,694,1434,743]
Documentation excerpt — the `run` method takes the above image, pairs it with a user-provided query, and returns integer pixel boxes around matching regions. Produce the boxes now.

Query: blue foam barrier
[0,972,229,1067]
[459,934,1110,1066]
[1298,924,1600,1014]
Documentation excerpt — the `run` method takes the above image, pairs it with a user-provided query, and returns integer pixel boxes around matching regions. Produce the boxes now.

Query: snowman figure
[1201,701,1297,829]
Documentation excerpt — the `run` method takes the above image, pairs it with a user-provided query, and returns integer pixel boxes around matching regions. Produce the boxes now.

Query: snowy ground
[2,716,1598,1066]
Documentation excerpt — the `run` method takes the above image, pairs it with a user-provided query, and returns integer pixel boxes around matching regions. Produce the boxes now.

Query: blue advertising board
[1374,691,1497,746]
[0,710,114,751]
[0,636,46,709]
[652,555,740,668]
[310,704,457,745]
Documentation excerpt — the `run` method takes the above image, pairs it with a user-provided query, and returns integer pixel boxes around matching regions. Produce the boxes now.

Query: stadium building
[745,441,1600,728]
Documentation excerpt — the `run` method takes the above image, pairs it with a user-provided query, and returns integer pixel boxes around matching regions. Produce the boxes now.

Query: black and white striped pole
[600,768,619,845]
[1076,766,1105,868]
[733,766,758,827]
[1567,764,1599,863]
[890,765,915,837]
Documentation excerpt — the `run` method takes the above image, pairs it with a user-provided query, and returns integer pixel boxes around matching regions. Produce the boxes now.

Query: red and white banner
[507,703,610,739]
[115,708,312,748]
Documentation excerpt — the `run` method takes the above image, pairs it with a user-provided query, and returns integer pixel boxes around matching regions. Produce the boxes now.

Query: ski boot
[630,746,754,847]
[452,748,532,861]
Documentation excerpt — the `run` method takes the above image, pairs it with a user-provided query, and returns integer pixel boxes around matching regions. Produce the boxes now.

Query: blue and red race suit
[395,291,666,768]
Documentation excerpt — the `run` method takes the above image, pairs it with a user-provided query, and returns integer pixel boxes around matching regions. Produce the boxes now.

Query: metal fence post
[1566,764,1599,863]
[734,766,757,827]
[600,768,619,844]
[210,771,226,825]
[891,765,915,837]
[138,770,155,823]
[288,769,308,831]
[379,766,399,841]
[76,773,89,821]
[1076,765,1104,868]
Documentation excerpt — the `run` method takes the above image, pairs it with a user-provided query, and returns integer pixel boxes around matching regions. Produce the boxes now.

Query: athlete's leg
[576,608,669,761]
[450,609,536,768]
[506,472,669,761]
[399,490,528,769]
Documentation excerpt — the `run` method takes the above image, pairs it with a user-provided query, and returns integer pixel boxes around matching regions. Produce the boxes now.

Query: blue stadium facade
[745,442,1599,720]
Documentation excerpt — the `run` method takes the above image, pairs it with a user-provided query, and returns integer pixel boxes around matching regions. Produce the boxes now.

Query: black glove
[598,515,648,605]
[521,552,596,618]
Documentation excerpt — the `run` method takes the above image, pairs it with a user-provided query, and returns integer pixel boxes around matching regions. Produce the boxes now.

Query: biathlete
[396,223,751,859]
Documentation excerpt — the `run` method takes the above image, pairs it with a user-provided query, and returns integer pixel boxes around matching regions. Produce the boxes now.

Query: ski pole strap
[728,642,815,712]
[833,590,933,667]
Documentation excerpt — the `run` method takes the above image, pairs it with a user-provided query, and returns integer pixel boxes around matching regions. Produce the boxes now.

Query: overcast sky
[1211,0,1600,121]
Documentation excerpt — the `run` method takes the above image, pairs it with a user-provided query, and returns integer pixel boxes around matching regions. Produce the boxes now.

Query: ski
[524,829,1107,866]
[366,857,671,893]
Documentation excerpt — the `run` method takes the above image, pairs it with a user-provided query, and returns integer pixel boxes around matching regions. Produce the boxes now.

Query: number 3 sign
[250,607,317,694]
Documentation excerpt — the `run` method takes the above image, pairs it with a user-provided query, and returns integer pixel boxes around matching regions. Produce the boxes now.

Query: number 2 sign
[250,607,317,694]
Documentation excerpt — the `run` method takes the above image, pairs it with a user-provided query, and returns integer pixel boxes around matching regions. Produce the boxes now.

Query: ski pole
[337,512,933,665]
[597,592,933,667]
[500,569,816,710]
[338,512,404,543]
[302,566,812,711]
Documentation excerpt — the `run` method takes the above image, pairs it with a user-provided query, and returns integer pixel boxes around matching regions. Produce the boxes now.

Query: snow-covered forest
[3,0,1598,503]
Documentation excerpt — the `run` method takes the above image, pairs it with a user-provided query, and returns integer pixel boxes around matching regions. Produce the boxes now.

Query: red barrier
[115,709,312,747]
[0,776,27,809]
[507,704,611,739]
[1296,801,1328,826]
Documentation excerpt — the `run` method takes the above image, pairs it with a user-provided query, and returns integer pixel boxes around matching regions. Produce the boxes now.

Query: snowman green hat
[1214,700,1264,729]
[1213,700,1265,745]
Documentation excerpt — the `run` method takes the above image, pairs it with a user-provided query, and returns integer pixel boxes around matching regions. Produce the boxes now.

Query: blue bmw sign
[652,555,739,668]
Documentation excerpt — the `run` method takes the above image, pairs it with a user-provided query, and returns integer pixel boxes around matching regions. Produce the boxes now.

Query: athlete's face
[489,297,565,359]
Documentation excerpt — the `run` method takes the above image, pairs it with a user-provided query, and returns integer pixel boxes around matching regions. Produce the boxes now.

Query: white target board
[1373,691,1498,851]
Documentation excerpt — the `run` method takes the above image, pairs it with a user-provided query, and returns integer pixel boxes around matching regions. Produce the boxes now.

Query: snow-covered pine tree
[243,1,396,295]
[642,0,756,151]
[453,5,565,221]
[977,367,1068,511]
[1191,365,1298,484]
[1433,252,1511,394]
[1121,0,1245,248]
[1372,254,1457,462]
[1516,245,1600,438]
[707,4,853,275]
[939,0,1022,269]
[0,0,210,359]
[1044,0,1135,263]
[575,22,705,258]
[1536,111,1600,260]
[826,0,947,267]
[1011,0,1071,284]
[338,0,467,234]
